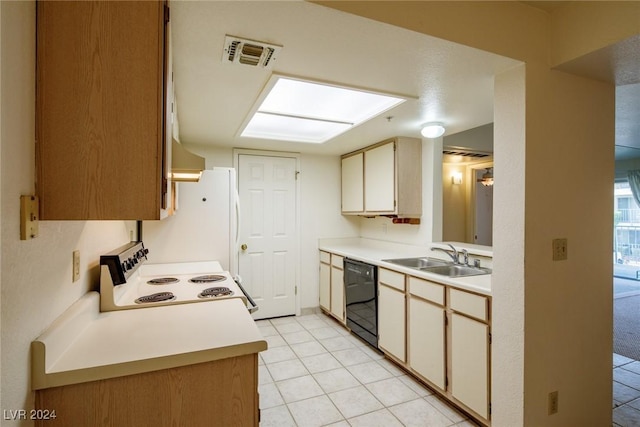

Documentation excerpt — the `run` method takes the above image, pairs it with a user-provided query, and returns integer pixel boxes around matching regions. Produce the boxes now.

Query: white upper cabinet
[341,153,364,213]
[341,137,422,218]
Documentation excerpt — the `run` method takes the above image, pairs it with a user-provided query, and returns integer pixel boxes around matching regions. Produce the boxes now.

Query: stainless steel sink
[421,264,491,277]
[382,257,491,277]
[382,257,450,269]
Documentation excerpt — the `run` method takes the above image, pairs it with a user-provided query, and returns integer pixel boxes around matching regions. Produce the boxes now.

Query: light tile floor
[613,353,640,426]
[256,313,477,427]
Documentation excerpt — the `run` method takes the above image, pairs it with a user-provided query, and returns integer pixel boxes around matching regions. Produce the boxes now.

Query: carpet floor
[614,293,640,361]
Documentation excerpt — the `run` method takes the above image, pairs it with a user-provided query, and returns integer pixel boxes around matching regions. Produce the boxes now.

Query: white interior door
[474,169,493,246]
[238,154,297,319]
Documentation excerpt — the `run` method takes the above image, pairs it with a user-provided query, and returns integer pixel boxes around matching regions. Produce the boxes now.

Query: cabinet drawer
[320,251,331,264]
[408,277,444,306]
[379,268,405,291]
[331,255,344,269]
[449,289,488,321]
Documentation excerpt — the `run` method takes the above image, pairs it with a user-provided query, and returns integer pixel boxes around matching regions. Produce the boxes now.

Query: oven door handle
[233,275,259,313]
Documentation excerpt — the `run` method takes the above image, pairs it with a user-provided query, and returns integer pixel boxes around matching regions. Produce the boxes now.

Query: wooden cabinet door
[330,266,344,321]
[319,261,331,311]
[364,141,395,212]
[378,284,406,361]
[409,296,446,389]
[36,1,169,220]
[450,313,489,419]
[341,153,364,213]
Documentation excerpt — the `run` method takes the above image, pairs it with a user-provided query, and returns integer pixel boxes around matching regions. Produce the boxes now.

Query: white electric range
[99,241,257,313]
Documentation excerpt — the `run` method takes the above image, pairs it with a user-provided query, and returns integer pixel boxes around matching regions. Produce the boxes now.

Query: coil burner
[189,275,226,284]
[198,287,234,299]
[147,277,179,285]
[135,292,176,304]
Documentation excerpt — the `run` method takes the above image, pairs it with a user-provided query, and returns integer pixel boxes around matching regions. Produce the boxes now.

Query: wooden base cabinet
[35,355,260,427]
[36,1,172,220]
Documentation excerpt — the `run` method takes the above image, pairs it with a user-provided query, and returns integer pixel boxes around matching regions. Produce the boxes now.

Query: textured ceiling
[171,1,638,159]
[171,1,520,156]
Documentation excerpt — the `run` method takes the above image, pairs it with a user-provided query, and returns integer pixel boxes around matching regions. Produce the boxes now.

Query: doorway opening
[613,179,640,361]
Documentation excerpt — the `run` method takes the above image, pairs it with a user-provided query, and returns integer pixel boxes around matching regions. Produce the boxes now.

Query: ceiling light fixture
[477,168,494,186]
[421,122,446,138]
[240,75,409,144]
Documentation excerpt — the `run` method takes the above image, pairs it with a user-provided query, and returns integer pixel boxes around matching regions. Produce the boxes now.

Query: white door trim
[233,148,301,316]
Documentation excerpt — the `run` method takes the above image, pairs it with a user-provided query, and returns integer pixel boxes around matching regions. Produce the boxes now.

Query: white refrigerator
[143,168,239,274]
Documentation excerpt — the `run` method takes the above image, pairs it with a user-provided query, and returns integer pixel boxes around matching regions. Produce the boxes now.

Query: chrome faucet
[461,249,470,266]
[431,243,460,264]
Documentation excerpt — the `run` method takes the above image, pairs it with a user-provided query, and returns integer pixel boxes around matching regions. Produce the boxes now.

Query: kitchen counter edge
[319,238,492,295]
[32,292,267,390]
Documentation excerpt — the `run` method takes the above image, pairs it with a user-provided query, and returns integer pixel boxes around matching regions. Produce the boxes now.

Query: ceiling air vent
[443,148,492,159]
[222,35,282,68]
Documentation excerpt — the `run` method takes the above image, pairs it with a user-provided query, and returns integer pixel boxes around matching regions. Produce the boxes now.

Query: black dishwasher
[344,258,378,348]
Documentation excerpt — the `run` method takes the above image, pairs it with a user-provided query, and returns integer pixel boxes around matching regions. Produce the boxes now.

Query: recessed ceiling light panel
[240,75,410,143]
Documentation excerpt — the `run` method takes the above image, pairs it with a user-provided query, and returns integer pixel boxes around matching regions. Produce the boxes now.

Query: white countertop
[32,292,267,390]
[318,237,492,295]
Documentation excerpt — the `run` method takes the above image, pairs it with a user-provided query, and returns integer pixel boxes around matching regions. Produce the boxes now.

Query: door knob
[241,244,248,251]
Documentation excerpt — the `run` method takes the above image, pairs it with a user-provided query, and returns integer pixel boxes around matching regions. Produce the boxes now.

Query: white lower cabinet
[319,252,331,311]
[330,255,345,322]
[450,312,490,419]
[378,268,406,362]
[318,251,345,322]
[409,295,446,389]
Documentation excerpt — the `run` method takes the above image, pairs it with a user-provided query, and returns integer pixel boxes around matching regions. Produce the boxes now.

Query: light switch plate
[552,238,568,261]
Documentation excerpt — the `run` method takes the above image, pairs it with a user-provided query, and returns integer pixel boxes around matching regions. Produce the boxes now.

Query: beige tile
[258,324,279,337]
[397,374,434,397]
[261,345,298,364]
[310,326,342,340]
[425,394,467,423]
[614,353,636,367]
[615,368,640,390]
[389,398,454,427]
[313,368,361,394]
[290,340,328,358]
[614,381,640,405]
[332,348,373,367]
[259,405,296,427]
[287,395,344,427]
[328,385,384,419]
[347,361,394,384]
[270,316,299,325]
[265,334,287,348]
[267,359,309,381]
[275,322,305,334]
[259,364,273,384]
[366,377,420,406]
[301,353,342,374]
[359,345,386,360]
[282,330,315,345]
[319,336,355,352]
[297,316,330,330]
[377,358,406,376]
[259,382,284,409]
[348,408,404,427]
[276,375,325,403]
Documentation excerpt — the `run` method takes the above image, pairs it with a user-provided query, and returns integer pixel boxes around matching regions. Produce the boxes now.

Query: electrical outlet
[552,238,568,261]
[548,391,559,415]
[72,250,80,282]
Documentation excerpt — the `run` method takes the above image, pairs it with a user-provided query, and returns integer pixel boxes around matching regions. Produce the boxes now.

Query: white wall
[359,137,443,246]
[186,144,359,311]
[1,2,131,419]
